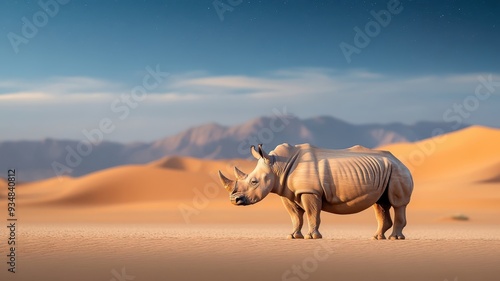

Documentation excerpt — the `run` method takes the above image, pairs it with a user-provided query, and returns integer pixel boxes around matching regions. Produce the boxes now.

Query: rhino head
[218,144,278,206]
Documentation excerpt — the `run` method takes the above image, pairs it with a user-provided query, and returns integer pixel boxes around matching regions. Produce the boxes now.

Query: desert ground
[1,126,500,281]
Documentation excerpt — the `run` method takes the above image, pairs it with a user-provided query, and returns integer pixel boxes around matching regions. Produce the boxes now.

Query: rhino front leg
[301,193,322,239]
[281,197,305,239]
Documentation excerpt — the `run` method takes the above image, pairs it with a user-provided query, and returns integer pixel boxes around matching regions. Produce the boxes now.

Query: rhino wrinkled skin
[219,143,413,240]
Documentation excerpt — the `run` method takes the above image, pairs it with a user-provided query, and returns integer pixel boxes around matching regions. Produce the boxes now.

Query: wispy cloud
[1,68,499,141]
[0,77,123,102]
[2,69,499,102]
[0,91,52,101]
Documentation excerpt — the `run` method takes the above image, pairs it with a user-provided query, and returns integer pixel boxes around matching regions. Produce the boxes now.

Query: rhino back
[287,146,392,207]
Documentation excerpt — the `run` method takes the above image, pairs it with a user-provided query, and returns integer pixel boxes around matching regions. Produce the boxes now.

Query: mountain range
[1,115,470,182]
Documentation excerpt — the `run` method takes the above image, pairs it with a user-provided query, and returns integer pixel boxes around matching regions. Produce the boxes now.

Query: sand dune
[377,126,500,215]
[379,125,500,183]
[149,155,256,173]
[18,157,256,206]
[2,126,499,225]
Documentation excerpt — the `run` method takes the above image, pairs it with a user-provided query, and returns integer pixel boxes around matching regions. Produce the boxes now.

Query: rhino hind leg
[372,203,393,240]
[389,206,407,240]
[281,197,305,239]
[386,167,412,240]
[301,193,323,239]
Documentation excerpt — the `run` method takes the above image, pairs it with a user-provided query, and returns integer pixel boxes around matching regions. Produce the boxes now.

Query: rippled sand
[2,223,499,281]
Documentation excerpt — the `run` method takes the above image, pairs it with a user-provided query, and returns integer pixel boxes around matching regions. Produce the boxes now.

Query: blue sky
[1,0,499,142]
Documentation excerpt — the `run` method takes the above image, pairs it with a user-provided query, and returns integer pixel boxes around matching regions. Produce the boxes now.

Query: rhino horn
[251,145,261,160]
[234,166,248,180]
[218,170,235,191]
[258,144,273,163]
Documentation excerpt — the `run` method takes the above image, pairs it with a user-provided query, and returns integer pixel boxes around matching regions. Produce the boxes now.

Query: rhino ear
[258,144,273,165]
[218,171,235,192]
[251,145,261,160]
[234,166,248,180]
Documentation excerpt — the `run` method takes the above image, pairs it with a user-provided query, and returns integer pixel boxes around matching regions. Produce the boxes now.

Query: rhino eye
[250,179,259,186]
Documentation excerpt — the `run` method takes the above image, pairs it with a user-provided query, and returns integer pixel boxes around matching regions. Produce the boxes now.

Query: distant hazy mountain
[1,115,469,181]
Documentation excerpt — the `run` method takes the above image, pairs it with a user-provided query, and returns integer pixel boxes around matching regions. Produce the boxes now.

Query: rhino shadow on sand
[219,143,414,240]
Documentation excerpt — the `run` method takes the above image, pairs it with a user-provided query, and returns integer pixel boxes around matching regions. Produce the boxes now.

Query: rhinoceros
[218,143,413,240]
